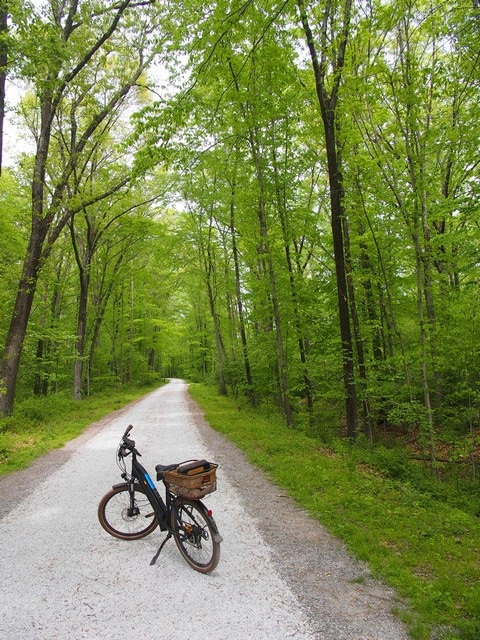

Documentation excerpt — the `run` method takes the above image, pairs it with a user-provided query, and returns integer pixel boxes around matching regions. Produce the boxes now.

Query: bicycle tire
[171,499,220,573]
[98,484,158,540]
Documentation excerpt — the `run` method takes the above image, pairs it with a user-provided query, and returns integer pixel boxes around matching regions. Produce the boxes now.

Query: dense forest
[0,0,479,464]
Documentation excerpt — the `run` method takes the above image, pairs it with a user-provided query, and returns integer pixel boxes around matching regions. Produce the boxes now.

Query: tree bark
[249,127,293,426]
[0,1,7,176]
[226,56,292,420]
[271,129,314,420]
[297,0,358,438]
[73,264,90,400]
[228,169,256,406]
[0,216,49,415]
[0,0,149,415]
[194,204,228,396]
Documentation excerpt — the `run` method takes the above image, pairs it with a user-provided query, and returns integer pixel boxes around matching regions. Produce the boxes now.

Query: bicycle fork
[126,481,142,518]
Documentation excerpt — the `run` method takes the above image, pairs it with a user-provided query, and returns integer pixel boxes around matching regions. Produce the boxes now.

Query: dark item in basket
[163,461,218,499]
[177,459,210,475]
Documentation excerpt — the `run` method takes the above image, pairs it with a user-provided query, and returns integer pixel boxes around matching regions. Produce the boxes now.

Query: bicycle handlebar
[119,424,141,457]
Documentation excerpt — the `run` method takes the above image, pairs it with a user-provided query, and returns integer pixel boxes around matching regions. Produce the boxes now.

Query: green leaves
[1,0,480,437]
[191,382,480,638]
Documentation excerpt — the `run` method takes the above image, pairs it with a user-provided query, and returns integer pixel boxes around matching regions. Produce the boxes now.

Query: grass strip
[0,384,161,476]
[188,383,480,640]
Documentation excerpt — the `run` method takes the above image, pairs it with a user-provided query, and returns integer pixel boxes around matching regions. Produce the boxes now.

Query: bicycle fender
[211,528,223,544]
[208,515,223,544]
[197,501,223,544]
[112,482,130,490]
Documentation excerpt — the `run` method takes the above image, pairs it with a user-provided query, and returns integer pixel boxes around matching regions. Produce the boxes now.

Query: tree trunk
[198,209,228,396]
[0,1,7,175]
[0,216,48,415]
[324,114,358,438]
[226,56,292,420]
[297,0,358,438]
[0,0,150,415]
[33,339,49,396]
[271,133,314,419]
[343,216,372,440]
[0,90,56,415]
[87,258,120,384]
[229,173,256,406]
[413,231,436,461]
[73,270,89,400]
[249,128,293,426]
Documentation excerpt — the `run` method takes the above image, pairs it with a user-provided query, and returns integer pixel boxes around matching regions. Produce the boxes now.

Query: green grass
[1,381,478,639]
[188,383,480,640]
[0,384,162,476]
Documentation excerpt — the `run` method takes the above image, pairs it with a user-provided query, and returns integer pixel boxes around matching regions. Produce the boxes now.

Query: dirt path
[0,380,409,639]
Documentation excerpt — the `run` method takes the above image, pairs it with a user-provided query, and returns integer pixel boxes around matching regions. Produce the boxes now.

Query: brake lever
[121,439,141,457]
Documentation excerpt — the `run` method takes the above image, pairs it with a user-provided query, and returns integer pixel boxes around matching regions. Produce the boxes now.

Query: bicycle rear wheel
[98,484,158,540]
[171,499,221,573]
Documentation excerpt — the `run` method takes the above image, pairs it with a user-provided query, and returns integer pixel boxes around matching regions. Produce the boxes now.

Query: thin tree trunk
[226,57,291,419]
[249,128,293,426]
[33,339,49,396]
[0,216,48,415]
[297,0,358,438]
[87,257,122,383]
[398,15,439,441]
[0,0,150,416]
[343,216,372,440]
[229,171,256,406]
[69,208,93,400]
[73,270,89,400]
[413,232,436,462]
[196,207,228,396]
[0,1,7,175]
[271,133,314,419]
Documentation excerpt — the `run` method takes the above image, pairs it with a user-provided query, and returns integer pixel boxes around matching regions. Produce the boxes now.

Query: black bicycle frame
[119,453,172,531]
[115,438,222,543]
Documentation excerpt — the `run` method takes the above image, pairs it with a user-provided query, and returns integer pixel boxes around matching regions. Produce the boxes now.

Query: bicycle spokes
[99,425,221,573]
[178,508,208,547]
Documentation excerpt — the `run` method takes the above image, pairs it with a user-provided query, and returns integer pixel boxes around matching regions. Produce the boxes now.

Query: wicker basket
[163,461,218,500]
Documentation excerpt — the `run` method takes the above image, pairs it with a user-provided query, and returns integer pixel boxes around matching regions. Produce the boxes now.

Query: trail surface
[0,379,408,639]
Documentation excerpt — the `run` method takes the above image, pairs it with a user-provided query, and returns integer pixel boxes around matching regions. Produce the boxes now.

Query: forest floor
[0,380,409,639]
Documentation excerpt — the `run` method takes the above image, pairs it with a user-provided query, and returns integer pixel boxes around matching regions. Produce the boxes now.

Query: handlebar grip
[120,424,141,456]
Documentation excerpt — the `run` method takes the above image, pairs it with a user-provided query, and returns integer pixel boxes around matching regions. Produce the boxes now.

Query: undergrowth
[0,384,160,476]
[1,381,478,639]
[188,383,480,640]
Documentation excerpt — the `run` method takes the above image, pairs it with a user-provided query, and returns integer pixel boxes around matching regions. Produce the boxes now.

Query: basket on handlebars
[163,460,218,500]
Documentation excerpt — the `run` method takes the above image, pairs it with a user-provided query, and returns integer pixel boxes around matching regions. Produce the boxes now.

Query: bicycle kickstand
[150,532,172,566]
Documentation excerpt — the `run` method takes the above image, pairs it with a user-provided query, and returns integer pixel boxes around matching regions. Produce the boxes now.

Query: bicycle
[97,425,222,573]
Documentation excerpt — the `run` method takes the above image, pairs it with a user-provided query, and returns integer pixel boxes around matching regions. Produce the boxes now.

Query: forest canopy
[0,0,479,458]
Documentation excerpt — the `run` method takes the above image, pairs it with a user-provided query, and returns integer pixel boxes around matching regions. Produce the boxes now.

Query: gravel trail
[0,379,409,639]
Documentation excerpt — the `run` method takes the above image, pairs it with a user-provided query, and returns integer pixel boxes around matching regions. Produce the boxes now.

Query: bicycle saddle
[155,463,179,480]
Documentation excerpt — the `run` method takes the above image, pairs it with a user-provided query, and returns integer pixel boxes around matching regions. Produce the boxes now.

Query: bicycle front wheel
[98,484,158,540]
[171,499,221,573]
